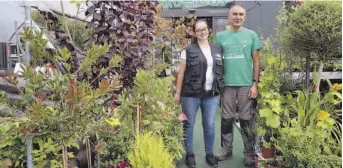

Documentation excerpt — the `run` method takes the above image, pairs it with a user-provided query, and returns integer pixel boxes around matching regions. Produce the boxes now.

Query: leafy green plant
[208,33,215,43]
[119,69,184,160]
[0,118,26,167]
[275,114,341,168]
[276,1,342,89]
[20,28,55,66]
[277,1,341,61]
[2,1,189,167]
[0,26,124,167]
[282,88,341,128]
[257,39,287,146]
[128,133,175,168]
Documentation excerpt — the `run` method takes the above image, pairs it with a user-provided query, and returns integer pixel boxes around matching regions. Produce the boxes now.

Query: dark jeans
[181,95,219,154]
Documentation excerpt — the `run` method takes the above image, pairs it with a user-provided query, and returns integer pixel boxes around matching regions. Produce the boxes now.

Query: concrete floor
[176,108,254,168]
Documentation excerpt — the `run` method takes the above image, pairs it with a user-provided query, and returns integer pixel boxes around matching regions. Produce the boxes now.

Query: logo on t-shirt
[223,42,249,60]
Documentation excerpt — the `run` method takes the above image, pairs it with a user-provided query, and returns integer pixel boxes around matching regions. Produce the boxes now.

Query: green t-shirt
[215,28,261,86]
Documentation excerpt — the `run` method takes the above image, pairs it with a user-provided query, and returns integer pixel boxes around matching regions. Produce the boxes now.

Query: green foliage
[258,38,342,167]
[128,133,175,168]
[277,125,341,168]
[2,2,188,167]
[0,118,26,168]
[208,33,215,43]
[277,1,342,60]
[65,20,93,50]
[119,68,184,160]
[20,28,55,66]
[32,10,93,51]
[283,88,341,128]
[163,50,172,64]
[31,137,63,168]
[0,29,124,167]
[32,10,48,28]
[257,39,287,144]
[79,43,109,72]
[70,0,86,7]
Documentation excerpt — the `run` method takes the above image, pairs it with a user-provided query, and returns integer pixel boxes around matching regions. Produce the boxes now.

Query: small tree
[277,1,342,91]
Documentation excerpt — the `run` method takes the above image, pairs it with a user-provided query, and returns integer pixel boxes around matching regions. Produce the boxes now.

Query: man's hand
[248,83,258,99]
[175,93,181,104]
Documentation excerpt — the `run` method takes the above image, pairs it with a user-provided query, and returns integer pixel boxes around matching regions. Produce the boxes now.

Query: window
[213,17,228,35]
[10,45,17,55]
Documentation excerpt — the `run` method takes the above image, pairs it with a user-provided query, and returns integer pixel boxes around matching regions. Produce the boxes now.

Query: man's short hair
[229,4,246,12]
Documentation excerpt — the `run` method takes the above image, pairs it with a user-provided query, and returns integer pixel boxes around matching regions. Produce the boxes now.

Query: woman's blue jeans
[181,96,219,154]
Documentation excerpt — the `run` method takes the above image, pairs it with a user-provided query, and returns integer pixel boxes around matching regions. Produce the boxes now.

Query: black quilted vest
[181,43,224,97]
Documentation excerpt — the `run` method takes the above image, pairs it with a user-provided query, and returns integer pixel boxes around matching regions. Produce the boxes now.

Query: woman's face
[194,22,209,41]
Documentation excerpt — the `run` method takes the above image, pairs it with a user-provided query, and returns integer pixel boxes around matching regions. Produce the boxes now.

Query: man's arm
[248,50,260,99]
[252,50,260,84]
[248,31,262,99]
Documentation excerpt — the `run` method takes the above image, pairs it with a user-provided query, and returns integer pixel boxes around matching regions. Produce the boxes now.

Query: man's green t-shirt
[215,28,261,87]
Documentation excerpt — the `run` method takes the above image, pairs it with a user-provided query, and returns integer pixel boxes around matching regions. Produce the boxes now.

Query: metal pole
[26,135,33,168]
[24,5,31,65]
[15,21,21,63]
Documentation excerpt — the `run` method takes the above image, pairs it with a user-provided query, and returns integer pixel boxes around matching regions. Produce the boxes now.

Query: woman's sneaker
[205,153,218,167]
[185,153,196,168]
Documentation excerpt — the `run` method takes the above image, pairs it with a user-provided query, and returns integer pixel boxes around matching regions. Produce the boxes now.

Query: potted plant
[265,160,281,168]
[261,142,275,159]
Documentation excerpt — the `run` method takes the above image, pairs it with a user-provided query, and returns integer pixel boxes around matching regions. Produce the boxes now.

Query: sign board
[158,0,229,9]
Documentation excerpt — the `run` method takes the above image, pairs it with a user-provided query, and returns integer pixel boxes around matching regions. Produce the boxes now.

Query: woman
[175,20,224,168]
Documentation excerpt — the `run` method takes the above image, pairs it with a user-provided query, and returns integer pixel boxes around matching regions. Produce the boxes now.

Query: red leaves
[36,92,47,102]
[99,79,110,93]
[19,124,36,134]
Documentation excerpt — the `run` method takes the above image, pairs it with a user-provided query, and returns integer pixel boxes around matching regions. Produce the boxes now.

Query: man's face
[228,6,246,28]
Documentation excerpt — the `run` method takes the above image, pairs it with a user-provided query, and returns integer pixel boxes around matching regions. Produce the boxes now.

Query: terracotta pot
[265,164,281,168]
[262,146,275,159]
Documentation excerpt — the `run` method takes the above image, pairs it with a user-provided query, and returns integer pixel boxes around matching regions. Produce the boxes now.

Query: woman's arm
[175,58,186,104]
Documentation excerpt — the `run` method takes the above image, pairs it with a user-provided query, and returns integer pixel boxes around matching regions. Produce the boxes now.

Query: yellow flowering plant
[274,81,342,168]
[330,83,342,92]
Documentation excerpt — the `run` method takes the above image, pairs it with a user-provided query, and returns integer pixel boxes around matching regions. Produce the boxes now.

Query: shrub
[128,133,174,168]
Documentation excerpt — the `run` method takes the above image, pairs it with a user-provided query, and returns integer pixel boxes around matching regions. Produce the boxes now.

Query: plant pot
[254,154,259,168]
[265,164,281,168]
[262,146,275,159]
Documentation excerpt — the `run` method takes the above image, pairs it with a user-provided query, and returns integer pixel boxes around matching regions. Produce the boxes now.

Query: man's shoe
[215,150,233,161]
[185,153,196,168]
[243,153,255,166]
[206,153,218,167]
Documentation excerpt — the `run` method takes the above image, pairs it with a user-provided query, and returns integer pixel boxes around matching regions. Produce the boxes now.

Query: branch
[31,6,88,23]
[60,0,74,44]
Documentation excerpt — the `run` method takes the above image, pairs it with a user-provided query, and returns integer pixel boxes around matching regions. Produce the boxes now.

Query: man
[214,5,261,166]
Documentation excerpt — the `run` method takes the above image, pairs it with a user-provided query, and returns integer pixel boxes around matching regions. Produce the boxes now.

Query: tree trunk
[62,143,68,168]
[26,136,33,168]
[305,55,311,87]
[315,61,324,93]
[97,152,100,168]
[136,104,140,136]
